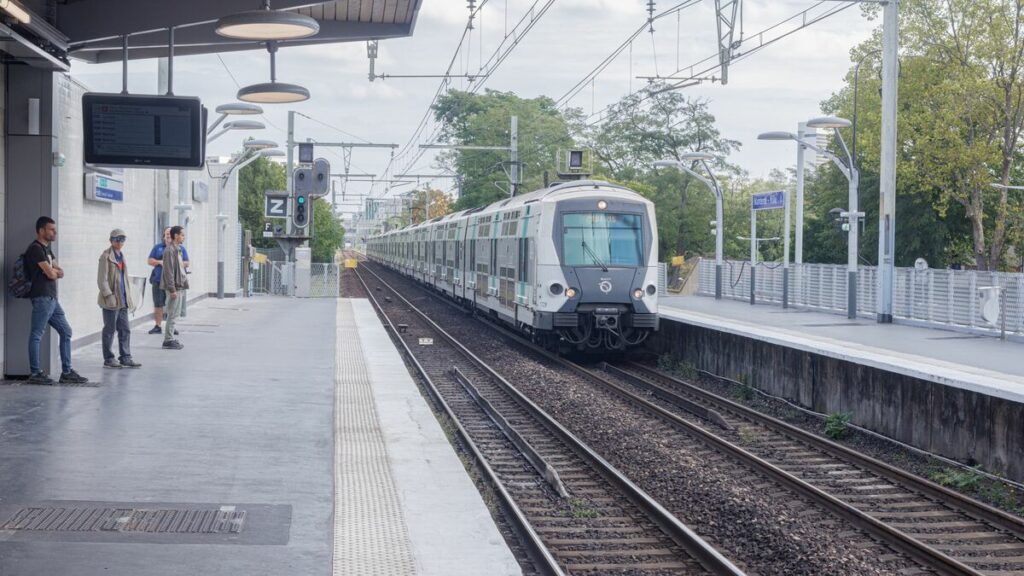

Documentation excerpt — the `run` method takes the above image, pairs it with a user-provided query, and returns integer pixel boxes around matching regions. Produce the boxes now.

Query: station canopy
[2,0,422,69]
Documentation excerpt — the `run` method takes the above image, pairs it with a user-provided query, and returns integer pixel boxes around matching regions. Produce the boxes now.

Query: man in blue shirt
[147,227,190,335]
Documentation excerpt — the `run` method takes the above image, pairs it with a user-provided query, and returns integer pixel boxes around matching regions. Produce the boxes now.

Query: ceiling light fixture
[216,0,319,41]
[237,42,310,104]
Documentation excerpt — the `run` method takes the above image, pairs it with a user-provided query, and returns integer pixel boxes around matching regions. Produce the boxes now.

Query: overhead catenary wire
[374,0,558,202]
[582,1,856,127]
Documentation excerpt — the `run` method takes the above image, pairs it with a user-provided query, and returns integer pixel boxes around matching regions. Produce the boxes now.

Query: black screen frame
[83,93,205,170]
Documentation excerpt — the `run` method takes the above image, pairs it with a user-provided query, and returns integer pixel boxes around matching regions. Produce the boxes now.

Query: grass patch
[568,498,599,519]
[930,467,984,492]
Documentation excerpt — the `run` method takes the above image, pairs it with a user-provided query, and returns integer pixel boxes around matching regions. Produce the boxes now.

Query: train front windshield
[562,212,643,267]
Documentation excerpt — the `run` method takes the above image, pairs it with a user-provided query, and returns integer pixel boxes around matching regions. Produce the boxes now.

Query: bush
[824,412,852,440]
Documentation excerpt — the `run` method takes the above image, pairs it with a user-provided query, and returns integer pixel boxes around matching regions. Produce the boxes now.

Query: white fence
[249,261,340,298]
[696,258,1024,336]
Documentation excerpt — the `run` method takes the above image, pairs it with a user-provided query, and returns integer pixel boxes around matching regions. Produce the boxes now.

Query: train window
[562,212,643,267]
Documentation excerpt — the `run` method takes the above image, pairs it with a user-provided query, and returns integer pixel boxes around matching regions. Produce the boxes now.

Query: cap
[109,228,126,239]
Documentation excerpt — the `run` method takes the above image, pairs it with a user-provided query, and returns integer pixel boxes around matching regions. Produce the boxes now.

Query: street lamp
[208,102,264,135]
[207,119,266,143]
[654,152,724,299]
[759,115,862,319]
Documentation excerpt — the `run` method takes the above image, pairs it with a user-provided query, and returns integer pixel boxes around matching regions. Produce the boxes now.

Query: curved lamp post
[760,115,861,318]
[654,152,724,299]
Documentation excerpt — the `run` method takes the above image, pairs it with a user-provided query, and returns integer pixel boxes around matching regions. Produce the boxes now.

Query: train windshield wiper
[581,240,609,272]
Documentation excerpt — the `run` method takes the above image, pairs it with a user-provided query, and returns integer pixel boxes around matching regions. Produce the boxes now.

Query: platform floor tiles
[0,297,520,576]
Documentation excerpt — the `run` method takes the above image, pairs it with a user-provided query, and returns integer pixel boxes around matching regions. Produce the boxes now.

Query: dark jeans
[102,307,132,362]
[28,296,72,375]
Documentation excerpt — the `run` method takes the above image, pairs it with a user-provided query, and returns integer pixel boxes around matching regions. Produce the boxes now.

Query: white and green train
[367,180,660,351]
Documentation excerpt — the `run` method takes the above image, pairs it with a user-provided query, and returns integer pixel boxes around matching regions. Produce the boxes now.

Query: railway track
[353,266,742,575]
[356,260,1024,575]
[599,361,1024,576]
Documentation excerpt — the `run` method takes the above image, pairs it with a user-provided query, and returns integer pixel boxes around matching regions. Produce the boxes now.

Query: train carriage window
[562,212,643,267]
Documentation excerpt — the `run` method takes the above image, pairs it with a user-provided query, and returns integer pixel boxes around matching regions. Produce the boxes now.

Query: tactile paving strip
[334,300,416,575]
[2,506,245,534]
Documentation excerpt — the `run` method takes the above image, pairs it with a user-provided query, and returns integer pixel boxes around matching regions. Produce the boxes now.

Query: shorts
[151,284,167,308]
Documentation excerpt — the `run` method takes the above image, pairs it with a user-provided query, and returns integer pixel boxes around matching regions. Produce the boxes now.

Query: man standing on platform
[160,226,188,350]
[25,217,89,384]
[97,229,141,369]
[147,226,190,335]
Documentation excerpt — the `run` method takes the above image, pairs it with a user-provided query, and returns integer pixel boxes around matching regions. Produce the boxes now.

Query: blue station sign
[85,172,125,203]
[751,190,785,211]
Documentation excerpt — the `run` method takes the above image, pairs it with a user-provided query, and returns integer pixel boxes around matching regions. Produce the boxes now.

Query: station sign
[751,190,785,211]
[85,172,124,203]
[265,190,289,218]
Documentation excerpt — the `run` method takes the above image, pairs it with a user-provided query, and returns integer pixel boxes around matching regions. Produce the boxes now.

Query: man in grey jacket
[160,226,189,350]
[97,229,141,368]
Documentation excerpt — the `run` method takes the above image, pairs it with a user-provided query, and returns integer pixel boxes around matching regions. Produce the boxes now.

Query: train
[366,180,659,351]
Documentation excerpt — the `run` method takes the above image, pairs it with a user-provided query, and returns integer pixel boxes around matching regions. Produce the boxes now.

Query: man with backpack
[23,217,88,384]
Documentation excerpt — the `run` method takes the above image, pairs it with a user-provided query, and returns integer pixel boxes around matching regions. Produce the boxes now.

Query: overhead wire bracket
[714,0,741,85]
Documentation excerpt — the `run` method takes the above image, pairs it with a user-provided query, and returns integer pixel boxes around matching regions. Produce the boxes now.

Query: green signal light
[297,196,306,204]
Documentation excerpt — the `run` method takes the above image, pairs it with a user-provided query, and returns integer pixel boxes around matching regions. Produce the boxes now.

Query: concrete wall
[0,64,5,375]
[647,318,1024,483]
[56,78,241,339]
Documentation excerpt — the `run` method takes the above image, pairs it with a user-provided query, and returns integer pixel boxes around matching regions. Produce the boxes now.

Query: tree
[586,88,741,258]
[822,0,1024,270]
[238,157,286,249]
[433,89,578,210]
[406,188,453,224]
[239,157,345,262]
[311,198,345,262]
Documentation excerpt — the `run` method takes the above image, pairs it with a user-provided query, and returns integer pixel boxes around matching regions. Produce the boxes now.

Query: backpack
[7,253,32,298]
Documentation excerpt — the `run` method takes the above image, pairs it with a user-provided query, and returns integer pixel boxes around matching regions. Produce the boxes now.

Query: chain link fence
[248,260,340,298]
[696,258,1024,336]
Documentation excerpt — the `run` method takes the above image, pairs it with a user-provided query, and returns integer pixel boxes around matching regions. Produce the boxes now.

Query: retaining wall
[646,318,1024,483]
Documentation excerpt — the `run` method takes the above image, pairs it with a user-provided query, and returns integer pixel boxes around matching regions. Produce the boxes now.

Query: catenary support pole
[877,0,899,323]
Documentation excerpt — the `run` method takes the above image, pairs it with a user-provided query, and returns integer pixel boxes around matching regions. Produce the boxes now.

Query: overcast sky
[70,0,876,219]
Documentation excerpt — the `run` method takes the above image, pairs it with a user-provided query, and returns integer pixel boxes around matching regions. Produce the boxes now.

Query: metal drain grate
[3,506,245,534]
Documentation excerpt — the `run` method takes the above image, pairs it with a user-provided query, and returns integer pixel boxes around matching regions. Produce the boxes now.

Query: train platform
[659,295,1024,404]
[0,297,519,576]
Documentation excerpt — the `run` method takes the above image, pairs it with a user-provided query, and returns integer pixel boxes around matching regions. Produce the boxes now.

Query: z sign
[264,192,289,218]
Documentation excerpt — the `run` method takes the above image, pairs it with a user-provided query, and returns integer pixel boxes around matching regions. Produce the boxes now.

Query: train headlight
[549,283,564,295]
[597,200,608,210]
[646,284,657,295]
[633,288,644,299]
[565,287,578,298]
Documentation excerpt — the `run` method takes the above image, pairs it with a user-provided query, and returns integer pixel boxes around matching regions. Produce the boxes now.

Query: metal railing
[696,258,1024,336]
[249,260,340,298]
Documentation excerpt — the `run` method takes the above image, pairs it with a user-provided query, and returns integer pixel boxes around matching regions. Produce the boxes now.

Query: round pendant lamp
[237,42,311,104]
[216,0,319,41]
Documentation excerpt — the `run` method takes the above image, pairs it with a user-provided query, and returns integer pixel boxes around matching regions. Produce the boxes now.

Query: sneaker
[103,359,122,369]
[26,372,54,385]
[119,358,142,369]
[148,325,162,335]
[59,370,89,384]
[162,340,184,350]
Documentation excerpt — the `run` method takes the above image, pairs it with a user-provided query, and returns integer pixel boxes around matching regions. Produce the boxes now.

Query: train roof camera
[556,148,592,180]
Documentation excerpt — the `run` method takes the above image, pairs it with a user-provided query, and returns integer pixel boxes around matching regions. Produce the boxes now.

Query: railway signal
[294,193,309,227]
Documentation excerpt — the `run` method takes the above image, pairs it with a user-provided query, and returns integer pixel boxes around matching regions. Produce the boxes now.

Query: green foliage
[824,412,852,440]
[238,157,286,249]
[819,0,1024,270]
[568,498,599,519]
[311,198,345,263]
[238,157,344,262]
[929,467,983,491]
[433,89,578,210]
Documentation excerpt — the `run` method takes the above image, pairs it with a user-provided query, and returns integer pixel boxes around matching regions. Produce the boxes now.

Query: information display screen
[83,93,205,169]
